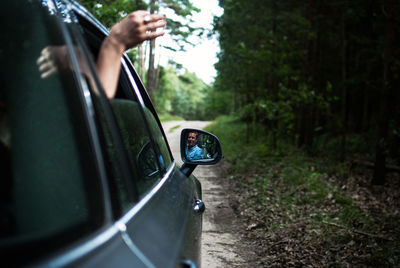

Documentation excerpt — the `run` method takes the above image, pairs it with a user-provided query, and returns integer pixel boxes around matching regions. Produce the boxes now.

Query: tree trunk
[340,10,348,162]
[361,78,370,131]
[146,0,157,98]
[139,43,145,81]
[154,64,161,92]
[147,38,156,98]
[372,0,394,185]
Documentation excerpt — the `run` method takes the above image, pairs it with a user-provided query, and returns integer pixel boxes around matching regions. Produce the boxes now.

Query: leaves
[77,0,145,28]
[154,67,210,120]
[212,0,400,166]
[207,116,400,267]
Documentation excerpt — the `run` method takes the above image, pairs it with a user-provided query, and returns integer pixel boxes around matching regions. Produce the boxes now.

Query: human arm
[36,11,165,98]
[97,11,166,98]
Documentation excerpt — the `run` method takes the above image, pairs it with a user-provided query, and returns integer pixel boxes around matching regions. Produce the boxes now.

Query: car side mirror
[180,128,223,165]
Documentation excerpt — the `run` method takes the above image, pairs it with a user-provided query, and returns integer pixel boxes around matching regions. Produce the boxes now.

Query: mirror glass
[181,129,221,164]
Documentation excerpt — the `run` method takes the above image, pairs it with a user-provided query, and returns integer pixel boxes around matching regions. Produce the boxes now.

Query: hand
[36,46,69,79]
[106,10,166,53]
[37,46,89,79]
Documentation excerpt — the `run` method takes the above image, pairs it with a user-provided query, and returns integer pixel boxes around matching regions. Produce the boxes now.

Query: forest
[209,0,400,265]
[210,0,400,185]
[79,0,400,184]
[78,0,400,265]
[77,0,211,120]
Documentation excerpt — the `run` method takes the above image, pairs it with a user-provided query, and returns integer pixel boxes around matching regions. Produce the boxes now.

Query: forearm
[96,11,165,99]
[96,36,125,99]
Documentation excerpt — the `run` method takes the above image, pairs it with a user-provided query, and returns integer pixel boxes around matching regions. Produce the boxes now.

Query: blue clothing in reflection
[186,144,204,160]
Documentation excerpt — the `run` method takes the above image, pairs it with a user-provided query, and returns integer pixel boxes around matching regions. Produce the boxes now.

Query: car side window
[121,60,173,173]
[0,1,104,260]
[116,61,174,194]
[142,106,172,170]
[73,14,168,201]
[109,98,163,196]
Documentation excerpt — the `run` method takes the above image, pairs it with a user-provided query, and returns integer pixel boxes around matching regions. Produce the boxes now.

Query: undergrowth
[205,115,400,267]
[158,113,184,122]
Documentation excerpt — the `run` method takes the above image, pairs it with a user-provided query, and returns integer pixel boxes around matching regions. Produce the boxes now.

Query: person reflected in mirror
[186,131,204,161]
[37,10,166,99]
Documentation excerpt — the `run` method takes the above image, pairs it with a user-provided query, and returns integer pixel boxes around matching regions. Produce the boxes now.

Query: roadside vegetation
[157,113,184,122]
[153,68,212,121]
[206,115,400,267]
[75,1,400,265]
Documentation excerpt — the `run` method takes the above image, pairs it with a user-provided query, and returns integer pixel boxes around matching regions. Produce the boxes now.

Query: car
[0,0,222,267]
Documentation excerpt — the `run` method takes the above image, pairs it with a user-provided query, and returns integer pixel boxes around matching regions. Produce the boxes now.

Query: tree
[146,0,201,98]
[372,0,396,185]
[77,0,201,98]
[154,66,209,120]
[77,0,147,28]
[213,0,400,175]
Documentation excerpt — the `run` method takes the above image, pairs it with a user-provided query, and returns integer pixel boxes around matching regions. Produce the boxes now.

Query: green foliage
[154,67,212,120]
[168,124,180,132]
[205,115,249,159]
[157,113,183,122]
[77,0,201,41]
[211,0,400,175]
[206,116,400,266]
[159,0,201,51]
[77,0,146,28]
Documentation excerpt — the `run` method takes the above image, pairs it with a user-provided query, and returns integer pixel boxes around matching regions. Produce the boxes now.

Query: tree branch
[322,221,393,241]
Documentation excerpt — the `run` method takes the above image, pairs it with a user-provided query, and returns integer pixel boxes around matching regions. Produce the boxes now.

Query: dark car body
[0,0,218,267]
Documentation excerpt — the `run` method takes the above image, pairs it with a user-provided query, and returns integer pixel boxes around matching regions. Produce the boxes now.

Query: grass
[158,113,184,122]
[168,124,180,132]
[206,115,400,266]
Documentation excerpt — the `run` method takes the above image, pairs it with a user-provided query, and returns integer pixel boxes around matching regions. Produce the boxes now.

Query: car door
[121,55,204,267]
[71,3,203,267]
[0,1,154,267]
[113,58,203,268]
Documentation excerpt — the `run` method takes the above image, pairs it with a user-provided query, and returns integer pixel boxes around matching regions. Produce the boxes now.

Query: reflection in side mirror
[180,128,223,165]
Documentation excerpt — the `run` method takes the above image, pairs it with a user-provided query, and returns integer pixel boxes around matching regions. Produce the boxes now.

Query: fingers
[142,13,166,34]
[39,62,58,79]
[128,10,165,27]
[145,19,166,30]
[108,11,166,50]
[143,14,166,41]
[146,29,165,40]
[134,10,166,33]
[37,47,58,79]
[143,13,165,25]
[36,47,51,65]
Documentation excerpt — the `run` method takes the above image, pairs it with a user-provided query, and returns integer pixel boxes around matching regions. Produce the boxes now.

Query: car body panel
[35,227,148,267]
[0,0,206,267]
[124,166,199,267]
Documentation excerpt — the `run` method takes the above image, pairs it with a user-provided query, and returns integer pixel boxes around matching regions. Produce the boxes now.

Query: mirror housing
[180,128,223,165]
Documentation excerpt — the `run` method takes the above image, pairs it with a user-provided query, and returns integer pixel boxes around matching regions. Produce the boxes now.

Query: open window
[73,11,172,203]
[0,1,104,262]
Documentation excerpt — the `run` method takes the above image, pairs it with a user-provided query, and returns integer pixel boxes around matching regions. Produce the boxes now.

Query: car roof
[66,0,110,36]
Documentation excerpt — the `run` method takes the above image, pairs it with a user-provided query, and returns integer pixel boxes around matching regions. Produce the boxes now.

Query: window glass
[0,0,103,259]
[70,11,142,215]
[74,11,170,202]
[143,107,172,170]
[110,99,163,197]
[93,101,135,214]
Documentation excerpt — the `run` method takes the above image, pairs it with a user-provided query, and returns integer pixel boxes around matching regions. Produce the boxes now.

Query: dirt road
[162,121,246,267]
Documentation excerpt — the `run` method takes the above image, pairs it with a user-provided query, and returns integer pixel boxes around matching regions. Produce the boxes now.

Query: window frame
[122,57,174,164]
[66,7,144,215]
[70,3,174,208]
[0,0,118,262]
